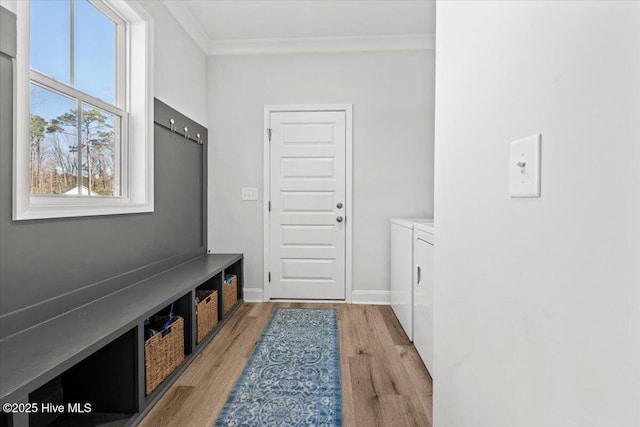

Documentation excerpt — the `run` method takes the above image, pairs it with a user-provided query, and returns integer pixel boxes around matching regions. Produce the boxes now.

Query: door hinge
[267,128,272,141]
[268,272,271,282]
[268,201,271,212]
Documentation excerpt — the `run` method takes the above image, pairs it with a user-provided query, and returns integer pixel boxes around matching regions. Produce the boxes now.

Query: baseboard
[269,299,347,303]
[351,290,390,305]
[243,288,390,305]
[243,287,265,303]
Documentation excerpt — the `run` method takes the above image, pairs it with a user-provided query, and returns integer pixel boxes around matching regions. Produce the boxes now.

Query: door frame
[263,104,353,303]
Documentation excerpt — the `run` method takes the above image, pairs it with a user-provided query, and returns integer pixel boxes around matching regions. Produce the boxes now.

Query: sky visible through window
[30,0,118,196]
[31,0,116,114]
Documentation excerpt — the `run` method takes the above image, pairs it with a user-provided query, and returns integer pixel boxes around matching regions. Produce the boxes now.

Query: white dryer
[390,218,433,341]
[413,221,435,375]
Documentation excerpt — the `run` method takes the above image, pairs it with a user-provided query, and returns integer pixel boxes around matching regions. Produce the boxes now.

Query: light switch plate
[510,133,541,198]
[241,187,258,201]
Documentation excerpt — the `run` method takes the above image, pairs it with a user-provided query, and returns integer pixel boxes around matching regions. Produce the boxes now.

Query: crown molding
[160,1,435,56]
[208,33,435,55]
[160,0,209,54]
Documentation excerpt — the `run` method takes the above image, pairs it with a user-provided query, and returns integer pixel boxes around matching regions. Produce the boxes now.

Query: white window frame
[13,0,154,220]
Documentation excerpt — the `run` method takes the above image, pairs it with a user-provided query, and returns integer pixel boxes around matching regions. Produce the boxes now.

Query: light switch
[510,133,541,198]
[241,187,258,201]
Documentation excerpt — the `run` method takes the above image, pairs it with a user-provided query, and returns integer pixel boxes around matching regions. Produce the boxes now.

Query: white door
[268,110,346,300]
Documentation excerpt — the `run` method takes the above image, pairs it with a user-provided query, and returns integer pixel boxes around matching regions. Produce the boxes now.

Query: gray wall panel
[0,8,208,337]
[0,7,16,58]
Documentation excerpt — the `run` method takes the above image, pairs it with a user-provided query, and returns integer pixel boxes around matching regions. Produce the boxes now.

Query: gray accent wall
[0,7,208,338]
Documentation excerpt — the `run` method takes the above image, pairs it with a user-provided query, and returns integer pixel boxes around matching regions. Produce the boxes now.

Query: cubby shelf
[0,254,244,427]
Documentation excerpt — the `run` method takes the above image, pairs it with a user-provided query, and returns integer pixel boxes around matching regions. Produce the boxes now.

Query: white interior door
[268,110,346,300]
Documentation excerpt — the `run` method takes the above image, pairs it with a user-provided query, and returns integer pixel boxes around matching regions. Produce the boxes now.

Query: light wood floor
[139,303,433,427]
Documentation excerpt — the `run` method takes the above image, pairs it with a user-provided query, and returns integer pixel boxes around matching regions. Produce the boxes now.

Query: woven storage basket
[223,275,238,314]
[196,290,218,344]
[144,316,184,395]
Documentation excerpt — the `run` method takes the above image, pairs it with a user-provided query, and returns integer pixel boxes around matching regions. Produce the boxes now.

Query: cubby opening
[223,261,243,304]
[0,411,11,427]
[28,328,137,427]
[147,293,192,356]
[198,272,222,322]
[195,272,222,345]
[143,292,192,399]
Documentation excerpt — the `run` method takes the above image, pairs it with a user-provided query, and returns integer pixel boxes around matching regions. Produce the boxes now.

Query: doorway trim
[263,104,353,303]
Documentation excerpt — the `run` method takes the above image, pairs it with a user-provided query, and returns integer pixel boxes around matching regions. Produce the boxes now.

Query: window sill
[14,197,154,221]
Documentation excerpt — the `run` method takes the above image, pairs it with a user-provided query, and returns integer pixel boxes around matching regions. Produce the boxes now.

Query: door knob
[336,216,343,223]
[336,202,343,209]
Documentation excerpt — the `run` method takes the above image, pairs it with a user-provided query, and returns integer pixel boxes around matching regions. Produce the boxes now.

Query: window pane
[74,0,116,105]
[80,103,117,196]
[30,0,70,84]
[30,83,79,195]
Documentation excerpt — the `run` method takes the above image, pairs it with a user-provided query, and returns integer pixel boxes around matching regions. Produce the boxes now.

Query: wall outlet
[241,187,258,201]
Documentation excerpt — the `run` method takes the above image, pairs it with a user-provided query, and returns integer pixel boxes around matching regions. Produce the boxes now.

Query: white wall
[138,1,207,125]
[434,2,640,426]
[207,50,435,301]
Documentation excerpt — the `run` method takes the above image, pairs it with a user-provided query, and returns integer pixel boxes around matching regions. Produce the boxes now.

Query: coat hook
[196,133,202,145]
[169,118,175,132]
[184,126,189,139]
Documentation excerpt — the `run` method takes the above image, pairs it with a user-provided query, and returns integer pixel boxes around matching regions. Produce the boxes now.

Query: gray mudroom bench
[0,253,244,427]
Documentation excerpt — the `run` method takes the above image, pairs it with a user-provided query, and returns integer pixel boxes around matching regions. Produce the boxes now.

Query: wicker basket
[196,290,218,344]
[144,316,184,395]
[223,275,238,314]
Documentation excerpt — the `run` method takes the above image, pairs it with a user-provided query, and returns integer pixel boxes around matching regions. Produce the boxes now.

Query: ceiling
[161,0,436,55]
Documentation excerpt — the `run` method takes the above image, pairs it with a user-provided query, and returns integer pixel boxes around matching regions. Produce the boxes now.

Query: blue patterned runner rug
[215,308,342,426]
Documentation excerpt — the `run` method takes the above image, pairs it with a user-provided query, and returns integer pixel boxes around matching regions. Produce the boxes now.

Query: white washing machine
[390,218,433,341]
[413,221,435,375]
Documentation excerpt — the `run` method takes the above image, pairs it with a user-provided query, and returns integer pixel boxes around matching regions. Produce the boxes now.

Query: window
[29,0,123,198]
[14,0,153,220]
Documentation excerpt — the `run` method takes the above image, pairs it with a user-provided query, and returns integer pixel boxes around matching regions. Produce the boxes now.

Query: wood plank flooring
[139,303,433,427]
